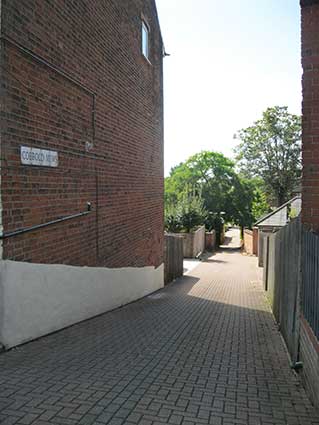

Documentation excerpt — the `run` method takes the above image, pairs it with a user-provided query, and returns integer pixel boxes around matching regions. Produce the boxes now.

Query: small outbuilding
[255,196,301,266]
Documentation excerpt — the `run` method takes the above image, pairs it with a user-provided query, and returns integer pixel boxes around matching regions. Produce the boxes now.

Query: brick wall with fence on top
[0,0,164,268]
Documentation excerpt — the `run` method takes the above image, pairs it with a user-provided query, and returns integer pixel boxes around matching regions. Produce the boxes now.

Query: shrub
[204,212,224,245]
[164,204,182,233]
[165,194,207,233]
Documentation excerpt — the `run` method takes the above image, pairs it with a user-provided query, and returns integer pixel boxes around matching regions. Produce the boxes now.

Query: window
[142,20,149,60]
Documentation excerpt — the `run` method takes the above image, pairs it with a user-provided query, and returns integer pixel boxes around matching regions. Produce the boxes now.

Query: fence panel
[266,235,279,317]
[164,234,184,285]
[264,217,301,362]
[302,229,319,340]
[277,218,301,362]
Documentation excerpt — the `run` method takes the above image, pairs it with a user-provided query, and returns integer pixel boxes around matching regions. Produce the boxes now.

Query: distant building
[255,197,301,266]
[0,0,164,348]
[255,197,301,229]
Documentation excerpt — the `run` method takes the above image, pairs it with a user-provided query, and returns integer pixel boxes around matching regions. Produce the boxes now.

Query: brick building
[0,0,164,348]
[301,0,319,231]
[300,0,319,407]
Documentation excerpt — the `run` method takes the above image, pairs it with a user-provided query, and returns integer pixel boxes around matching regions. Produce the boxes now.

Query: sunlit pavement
[0,250,318,424]
[183,259,201,275]
[220,227,242,250]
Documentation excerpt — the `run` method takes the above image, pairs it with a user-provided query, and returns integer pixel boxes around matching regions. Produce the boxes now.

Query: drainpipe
[0,0,4,353]
[0,0,4,260]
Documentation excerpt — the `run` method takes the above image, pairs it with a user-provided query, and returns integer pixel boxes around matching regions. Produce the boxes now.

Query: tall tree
[235,106,301,206]
[165,151,255,228]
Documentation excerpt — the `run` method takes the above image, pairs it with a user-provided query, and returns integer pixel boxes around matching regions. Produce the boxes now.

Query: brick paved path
[220,228,241,250]
[1,251,319,425]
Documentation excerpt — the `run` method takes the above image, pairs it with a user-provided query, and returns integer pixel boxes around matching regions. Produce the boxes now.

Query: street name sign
[20,146,58,167]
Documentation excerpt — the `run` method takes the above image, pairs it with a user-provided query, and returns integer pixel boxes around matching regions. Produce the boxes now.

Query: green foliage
[178,194,208,232]
[204,212,224,245]
[235,106,301,206]
[224,176,256,229]
[164,193,207,233]
[165,151,255,229]
[289,207,298,220]
[164,204,182,233]
[251,186,271,222]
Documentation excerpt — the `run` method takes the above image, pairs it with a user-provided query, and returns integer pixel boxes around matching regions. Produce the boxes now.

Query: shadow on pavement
[0,258,318,425]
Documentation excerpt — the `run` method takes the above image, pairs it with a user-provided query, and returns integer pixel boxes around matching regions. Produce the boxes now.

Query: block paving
[1,249,319,424]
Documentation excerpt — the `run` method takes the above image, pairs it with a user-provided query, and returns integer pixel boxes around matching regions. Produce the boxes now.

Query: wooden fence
[264,217,319,350]
[263,217,301,362]
[164,234,183,285]
[263,217,319,406]
[302,229,319,340]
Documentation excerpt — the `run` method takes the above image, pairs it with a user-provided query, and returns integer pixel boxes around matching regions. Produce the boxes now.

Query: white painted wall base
[0,260,164,349]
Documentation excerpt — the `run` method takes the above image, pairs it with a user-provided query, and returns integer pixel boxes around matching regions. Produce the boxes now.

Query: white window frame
[142,20,150,61]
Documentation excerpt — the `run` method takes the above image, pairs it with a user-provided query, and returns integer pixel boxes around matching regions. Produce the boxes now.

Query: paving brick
[168,414,183,424]
[1,416,20,425]
[18,413,40,424]
[95,412,113,424]
[78,414,98,425]
[139,420,153,425]
[1,251,319,425]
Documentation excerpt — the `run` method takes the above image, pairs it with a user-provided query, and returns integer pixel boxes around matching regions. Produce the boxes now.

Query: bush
[165,194,207,233]
[204,212,224,245]
[179,194,207,232]
[164,204,183,233]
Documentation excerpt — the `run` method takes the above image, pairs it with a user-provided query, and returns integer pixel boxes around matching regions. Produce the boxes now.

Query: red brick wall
[243,228,258,256]
[300,2,319,407]
[0,0,164,268]
[243,229,253,255]
[252,227,258,255]
[301,0,319,231]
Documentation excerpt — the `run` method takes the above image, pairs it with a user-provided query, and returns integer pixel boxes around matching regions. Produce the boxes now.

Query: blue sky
[156,0,302,175]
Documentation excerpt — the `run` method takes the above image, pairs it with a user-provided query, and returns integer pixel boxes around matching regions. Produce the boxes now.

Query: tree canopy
[235,106,301,206]
[165,151,264,228]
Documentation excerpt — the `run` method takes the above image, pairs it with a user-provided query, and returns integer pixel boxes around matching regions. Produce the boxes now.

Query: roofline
[254,196,301,226]
[300,0,319,7]
[153,0,165,49]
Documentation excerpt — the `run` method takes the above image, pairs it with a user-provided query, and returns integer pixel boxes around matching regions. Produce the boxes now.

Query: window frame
[141,19,150,62]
